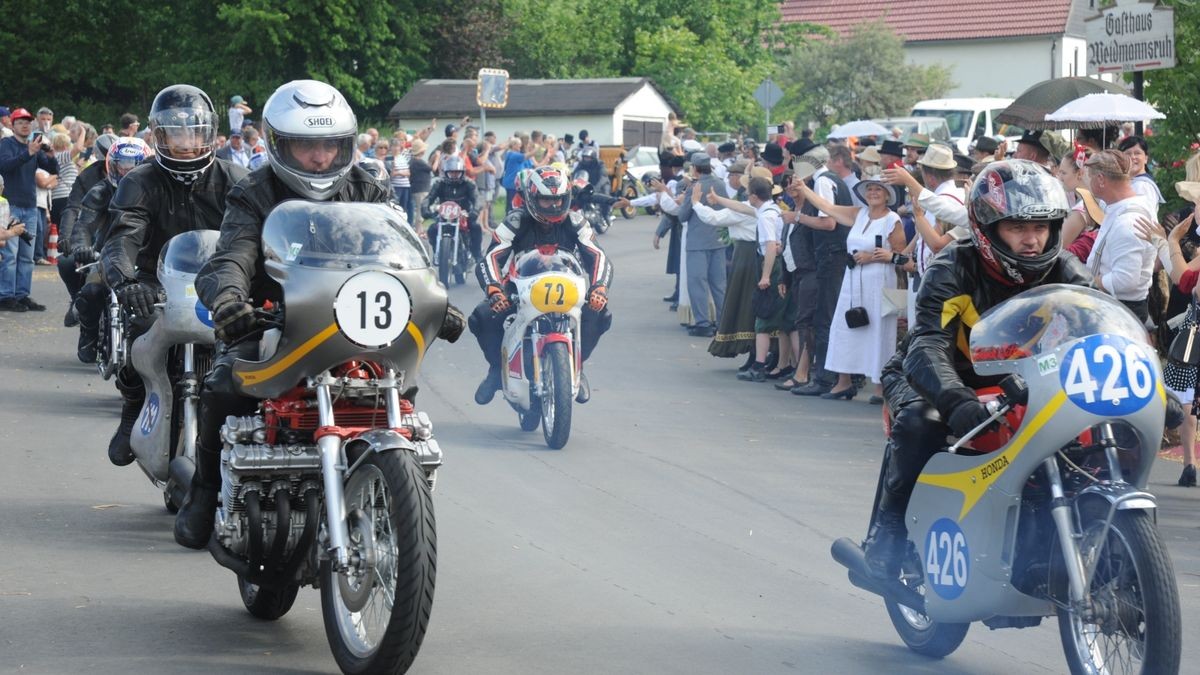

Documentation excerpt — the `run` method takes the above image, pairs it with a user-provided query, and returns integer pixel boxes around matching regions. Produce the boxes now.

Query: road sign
[1085,0,1175,75]
[753,78,784,110]
[477,68,510,108]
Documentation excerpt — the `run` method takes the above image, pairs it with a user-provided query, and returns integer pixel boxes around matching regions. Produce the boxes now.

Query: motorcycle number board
[925,518,969,600]
[530,275,580,314]
[1060,334,1156,416]
[334,271,412,349]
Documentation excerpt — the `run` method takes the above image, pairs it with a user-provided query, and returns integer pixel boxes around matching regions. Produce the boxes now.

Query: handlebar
[947,375,1028,454]
[220,308,285,353]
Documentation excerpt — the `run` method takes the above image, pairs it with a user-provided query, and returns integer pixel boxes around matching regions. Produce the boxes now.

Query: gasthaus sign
[1086,0,1175,75]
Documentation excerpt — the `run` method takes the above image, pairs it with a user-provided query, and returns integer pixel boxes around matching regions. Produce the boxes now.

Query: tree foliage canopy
[1142,2,1200,208]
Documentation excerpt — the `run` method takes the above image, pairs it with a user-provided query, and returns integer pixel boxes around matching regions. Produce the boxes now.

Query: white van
[910,98,1024,154]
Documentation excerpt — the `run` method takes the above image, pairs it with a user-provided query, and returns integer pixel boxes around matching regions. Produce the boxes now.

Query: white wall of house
[612,83,674,145]
[393,114,612,145]
[906,37,1066,98]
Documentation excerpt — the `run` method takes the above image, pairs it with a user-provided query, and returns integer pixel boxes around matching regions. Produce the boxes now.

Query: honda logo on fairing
[305,117,335,128]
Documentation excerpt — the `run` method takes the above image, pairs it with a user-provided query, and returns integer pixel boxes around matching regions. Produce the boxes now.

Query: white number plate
[333,271,412,348]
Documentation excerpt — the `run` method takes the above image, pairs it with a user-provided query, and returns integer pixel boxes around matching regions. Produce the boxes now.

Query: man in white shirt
[1084,149,1157,323]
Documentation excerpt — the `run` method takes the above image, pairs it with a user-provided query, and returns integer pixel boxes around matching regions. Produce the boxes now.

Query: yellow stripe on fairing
[918,390,1068,520]
[406,321,426,355]
[235,322,340,386]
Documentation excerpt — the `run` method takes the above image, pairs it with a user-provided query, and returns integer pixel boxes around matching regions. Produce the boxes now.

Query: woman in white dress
[797,177,905,401]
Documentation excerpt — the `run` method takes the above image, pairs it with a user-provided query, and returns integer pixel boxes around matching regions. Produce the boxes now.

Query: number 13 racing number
[334,271,413,349]
[1060,334,1156,415]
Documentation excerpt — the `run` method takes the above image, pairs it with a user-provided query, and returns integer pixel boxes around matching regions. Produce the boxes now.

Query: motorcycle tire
[539,342,573,449]
[239,575,300,621]
[1057,504,1181,675]
[437,235,452,288]
[620,183,638,220]
[321,450,435,675]
[518,398,541,432]
[455,248,468,286]
[884,547,969,658]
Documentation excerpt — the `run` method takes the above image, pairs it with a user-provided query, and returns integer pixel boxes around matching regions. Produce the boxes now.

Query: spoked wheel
[436,236,452,287]
[1057,505,1181,675]
[321,451,436,675]
[539,342,573,449]
[885,547,970,658]
[620,183,638,219]
[239,575,300,621]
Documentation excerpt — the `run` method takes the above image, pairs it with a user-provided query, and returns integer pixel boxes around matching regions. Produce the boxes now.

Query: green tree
[1142,2,1200,210]
[776,20,954,127]
[500,0,623,78]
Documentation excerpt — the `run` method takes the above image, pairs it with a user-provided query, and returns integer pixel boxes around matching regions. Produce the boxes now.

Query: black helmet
[641,171,661,189]
[93,133,118,168]
[148,84,217,183]
[968,159,1069,286]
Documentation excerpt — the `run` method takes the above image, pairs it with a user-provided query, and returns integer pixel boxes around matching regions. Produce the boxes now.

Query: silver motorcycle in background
[204,201,449,675]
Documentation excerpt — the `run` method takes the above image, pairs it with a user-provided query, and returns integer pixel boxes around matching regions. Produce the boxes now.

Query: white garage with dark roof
[388,77,680,148]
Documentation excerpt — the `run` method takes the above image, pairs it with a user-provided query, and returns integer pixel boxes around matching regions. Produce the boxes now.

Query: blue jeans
[0,205,39,300]
[393,186,411,223]
[33,208,47,260]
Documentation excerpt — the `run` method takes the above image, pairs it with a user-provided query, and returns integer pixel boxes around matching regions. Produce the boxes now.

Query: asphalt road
[1,214,1197,674]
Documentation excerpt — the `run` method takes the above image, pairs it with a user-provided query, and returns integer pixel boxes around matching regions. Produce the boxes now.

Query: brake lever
[947,399,1011,455]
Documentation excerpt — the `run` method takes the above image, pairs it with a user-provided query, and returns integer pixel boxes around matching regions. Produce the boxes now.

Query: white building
[781,0,1106,99]
[388,77,680,147]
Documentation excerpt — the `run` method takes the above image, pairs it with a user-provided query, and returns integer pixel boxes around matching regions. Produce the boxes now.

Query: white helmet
[262,80,357,200]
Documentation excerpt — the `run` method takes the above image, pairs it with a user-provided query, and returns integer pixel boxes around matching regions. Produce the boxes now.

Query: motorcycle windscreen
[969,284,1148,363]
[261,199,430,270]
[232,200,447,399]
[157,229,221,277]
[513,249,585,278]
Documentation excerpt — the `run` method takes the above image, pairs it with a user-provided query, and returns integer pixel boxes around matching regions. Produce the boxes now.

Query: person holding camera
[0,108,59,312]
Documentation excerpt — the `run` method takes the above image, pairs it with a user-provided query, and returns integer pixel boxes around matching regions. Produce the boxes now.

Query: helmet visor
[273,132,355,179]
[150,108,217,160]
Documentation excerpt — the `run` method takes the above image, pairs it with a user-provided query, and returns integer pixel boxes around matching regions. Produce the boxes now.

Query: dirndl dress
[709,239,759,357]
[1164,302,1199,402]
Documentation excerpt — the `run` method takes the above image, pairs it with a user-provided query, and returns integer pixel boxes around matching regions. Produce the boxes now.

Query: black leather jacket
[890,239,1092,418]
[478,208,613,291]
[59,161,106,253]
[196,164,391,312]
[69,180,116,255]
[102,159,248,288]
[421,178,478,223]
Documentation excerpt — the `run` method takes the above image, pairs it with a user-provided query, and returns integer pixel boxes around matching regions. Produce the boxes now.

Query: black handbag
[753,286,783,320]
[1169,322,1200,366]
[844,265,869,329]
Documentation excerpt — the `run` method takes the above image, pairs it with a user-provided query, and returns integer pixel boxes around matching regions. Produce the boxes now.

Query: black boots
[108,373,143,466]
[174,444,222,549]
[863,492,908,580]
[475,367,502,405]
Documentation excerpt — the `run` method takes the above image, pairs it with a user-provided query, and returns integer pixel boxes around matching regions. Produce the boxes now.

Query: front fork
[179,343,198,461]
[313,369,407,572]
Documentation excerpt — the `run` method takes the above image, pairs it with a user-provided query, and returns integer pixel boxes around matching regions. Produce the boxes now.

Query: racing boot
[474,367,502,405]
[862,491,908,580]
[174,443,222,549]
[107,371,144,466]
[576,371,590,404]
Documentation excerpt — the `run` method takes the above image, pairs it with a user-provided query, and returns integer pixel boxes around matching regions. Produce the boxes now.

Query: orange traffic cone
[47,223,59,263]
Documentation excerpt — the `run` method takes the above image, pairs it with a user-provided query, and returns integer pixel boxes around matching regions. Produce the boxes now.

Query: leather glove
[73,247,98,265]
[117,282,158,318]
[487,285,511,314]
[438,303,465,343]
[946,398,995,438]
[587,284,608,312]
[213,301,260,343]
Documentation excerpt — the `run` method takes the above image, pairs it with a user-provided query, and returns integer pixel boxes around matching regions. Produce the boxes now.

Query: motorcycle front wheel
[321,451,436,675]
[1057,505,1180,675]
[539,342,573,449]
[436,235,452,288]
[620,182,638,219]
[884,547,969,658]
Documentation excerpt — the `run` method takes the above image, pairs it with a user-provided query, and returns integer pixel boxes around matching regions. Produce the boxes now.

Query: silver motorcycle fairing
[499,250,586,411]
[230,200,446,399]
[905,285,1166,624]
[129,230,220,482]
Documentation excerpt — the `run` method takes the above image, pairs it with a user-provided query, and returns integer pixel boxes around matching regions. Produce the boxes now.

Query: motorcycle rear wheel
[239,575,300,621]
[620,183,638,219]
[321,451,436,675]
[518,398,541,432]
[539,342,573,449]
[1057,506,1180,675]
[885,548,969,658]
[437,236,452,288]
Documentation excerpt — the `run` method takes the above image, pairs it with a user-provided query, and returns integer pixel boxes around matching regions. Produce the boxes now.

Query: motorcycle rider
[863,160,1095,579]
[575,148,613,222]
[421,154,481,258]
[58,132,118,326]
[101,84,247,467]
[72,137,151,362]
[471,165,613,405]
[174,79,466,550]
